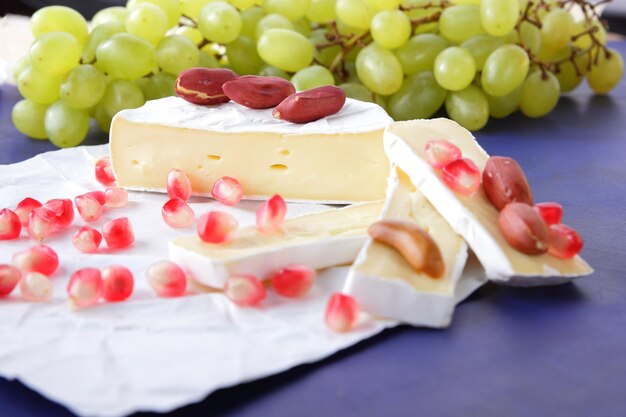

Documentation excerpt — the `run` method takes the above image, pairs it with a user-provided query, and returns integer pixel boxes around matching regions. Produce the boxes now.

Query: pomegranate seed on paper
[67,268,103,309]
[20,272,53,302]
[0,209,21,240]
[424,139,462,169]
[43,199,74,228]
[534,202,563,226]
[102,217,135,250]
[325,293,360,332]
[12,244,59,276]
[146,261,187,297]
[15,198,42,227]
[162,198,195,228]
[212,176,243,206]
[166,169,192,201]
[256,194,287,233]
[271,264,316,298]
[72,226,103,254]
[104,187,128,208]
[27,207,58,242]
[84,191,106,205]
[224,274,266,306]
[75,193,104,223]
[0,265,21,297]
[102,265,134,302]
[95,156,116,186]
[548,224,583,259]
[441,158,481,195]
[197,211,238,243]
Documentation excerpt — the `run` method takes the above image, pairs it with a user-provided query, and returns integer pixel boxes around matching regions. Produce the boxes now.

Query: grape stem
[399,0,450,12]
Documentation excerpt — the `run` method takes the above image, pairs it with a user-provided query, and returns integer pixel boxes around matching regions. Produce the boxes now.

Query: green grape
[481,45,529,97]
[434,47,476,92]
[486,86,521,118]
[518,21,541,55]
[240,7,264,39]
[367,0,400,10]
[541,9,573,51]
[29,32,80,77]
[339,82,375,102]
[448,0,479,4]
[370,10,411,50]
[356,43,403,95]
[82,21,125,64]
[199,51,221,68]
[336,0,376,30]
[263,0,311,21]
[256,13,295,39]
[12,100,49,140]
[60,65,107,109]
[44,101,90,148]
[96,33,157,80]
[445,85,489,131]
[439,5,485,44]
[336,19,367,38]
[125,3,169,44]
[587,48,624,95]
[519,71,560,118]
[171,26,204,45]
[307,0,336,23]
[480,0,519,37]
[102,79,146,116]
[291,65,335,90]
[227,36,263,74]
[293,19,312,37]
[156,35,200,75]
[396,34,447,75]
[259,65,290,79]
[549,47,588,92]
[127,0,182,28]
[17,66,61,104]
[388,71,447,120]
[137,72,176,100]
[403,3,440,35]
[30,6,88,46]
[180,0,211,20]
[94,102,113,133]
[310,29,340,67]
[92,7,128,27]
[344,60,360,83]
[257,29,314,72]
[230,0,257,10]
[12,55,30,83]
[573,19,606,50]
[199,2,242,43]
[460,35,504,71]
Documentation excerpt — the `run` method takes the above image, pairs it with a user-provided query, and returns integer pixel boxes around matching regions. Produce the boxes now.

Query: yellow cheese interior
[387,120,592,276]
[172,201,384,260]
[110,117,389,202]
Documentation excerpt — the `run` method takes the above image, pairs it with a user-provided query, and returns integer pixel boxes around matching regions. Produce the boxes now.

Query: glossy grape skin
[445,85,489,131]
[102,79,146,117]
[291,65,335,91]
[127,0,182,28]
[519,71,560,118]
[434,47,476,92]
[370,10,411,50]
[31,5,88,46]
[439,5,485,44]
[396,34,447,75]
[60,65,107,109]
[156,35,200,76]
[44,101,90,148]
[256,13,294,39]
[17,66,61,105]
[257,29,314,72]
[82,21,125,64]
[125,3,169,45]
[486,86,522,119]
[29,31,81,77]
[240,7,264,39]
[480,0,519,37]
[198,1,242,44]
[96,33,156,80]
[336,0,376,30]
[339,83,375,103]
[541,9,574,51]
[12,100,49,140]
[587,48,624,95]
[460,35,504,71]
[226,36,264,75]
[307,0,336,23]
[388,71,447,121]
[481,45,529,97]
[356,43,403,95]
[92,6,128,27]
[263,0,311,21]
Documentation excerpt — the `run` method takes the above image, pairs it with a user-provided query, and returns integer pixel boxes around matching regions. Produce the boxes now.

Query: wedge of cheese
[344,168,486,327]
[169,201,384,288]
[384,119,593,286]
[109,97,392,203]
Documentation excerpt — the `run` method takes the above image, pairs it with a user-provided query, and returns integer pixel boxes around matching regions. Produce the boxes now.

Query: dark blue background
[1,42,625,417]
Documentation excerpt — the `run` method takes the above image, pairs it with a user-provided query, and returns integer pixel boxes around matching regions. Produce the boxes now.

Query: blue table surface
[1,42,625,417]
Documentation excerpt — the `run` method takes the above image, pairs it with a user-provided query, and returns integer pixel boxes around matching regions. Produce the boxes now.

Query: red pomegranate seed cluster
[424,139,480,195]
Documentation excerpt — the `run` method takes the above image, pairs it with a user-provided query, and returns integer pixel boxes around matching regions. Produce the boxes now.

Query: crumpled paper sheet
[0,145,398,417]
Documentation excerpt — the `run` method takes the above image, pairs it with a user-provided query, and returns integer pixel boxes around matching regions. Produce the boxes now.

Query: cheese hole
[131,160,140,166]
[207,154,221,161]
[270,164,289,171]
[279,149,290,156]
[197,165,204,170]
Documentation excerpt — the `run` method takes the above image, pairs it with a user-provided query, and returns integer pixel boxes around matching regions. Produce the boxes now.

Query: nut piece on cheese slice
[384,119,593,286]
[169,201,384,288]
[344,168,486,328]
[109,97,392,204]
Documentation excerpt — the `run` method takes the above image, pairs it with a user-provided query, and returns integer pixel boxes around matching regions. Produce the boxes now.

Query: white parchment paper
[0,145,397,417]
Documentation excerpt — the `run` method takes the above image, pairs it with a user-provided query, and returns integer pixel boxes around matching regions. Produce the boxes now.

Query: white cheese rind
[384,119,593,286]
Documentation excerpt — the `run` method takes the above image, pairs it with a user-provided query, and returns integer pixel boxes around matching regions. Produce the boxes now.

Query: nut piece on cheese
[109,97,392,204]
[384,119,593,286]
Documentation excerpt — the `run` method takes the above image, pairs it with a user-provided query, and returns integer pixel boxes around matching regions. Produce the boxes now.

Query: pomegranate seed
[271,264,316,298]
[535,202,563,226]
[84,191,106,205]
[12,245,59,276]
[95,156,116,186]
[424,139,463,169]
[166,169,192,201]
[75,194,104,223]
[0,209,21,240]
[325,293,360,332]
[104,187,128,208]
[43,199,74,228]
[441,158,481,195]
[15,197,42,227]
[67,268,103,308]
[102,217,135,250]
[0,265,21,297]
[102,265,134,302]
[27,207,59,242]
[548,224,583,259]
[256,194,287,233]
[145,261,187,297]
[197,211,238,243]
[212,176,243,206]
[224,274,266,306]
[162,198,195,228]
[72,226,103,253]
[20,272,53,302]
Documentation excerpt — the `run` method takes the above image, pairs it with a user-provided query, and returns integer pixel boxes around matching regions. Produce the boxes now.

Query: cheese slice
[384,119,593,286]
[109,97,392,203]
[343,168,486,327]
[169,201,384,288]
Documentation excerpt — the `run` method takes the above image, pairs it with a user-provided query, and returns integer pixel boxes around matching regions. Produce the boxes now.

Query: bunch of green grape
[11,0,625,146]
